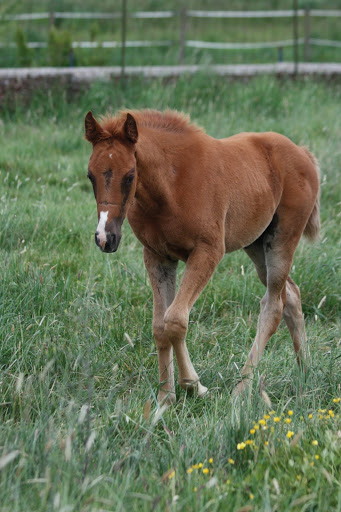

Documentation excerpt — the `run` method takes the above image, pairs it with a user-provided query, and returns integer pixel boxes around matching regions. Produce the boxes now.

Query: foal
[85,109,320,404]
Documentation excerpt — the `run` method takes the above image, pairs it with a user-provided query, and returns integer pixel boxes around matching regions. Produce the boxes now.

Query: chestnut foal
[85,109,320,404]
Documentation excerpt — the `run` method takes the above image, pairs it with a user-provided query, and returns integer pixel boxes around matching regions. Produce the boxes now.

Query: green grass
[0,0,340,67]
[0,76,341,511]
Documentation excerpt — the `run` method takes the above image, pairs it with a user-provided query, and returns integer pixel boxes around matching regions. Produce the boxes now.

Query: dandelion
[264,441,269,446]
[288,410,293,416]
[274,417,280,423]
[328,410,335,418]
[286,431,294,439]
[254,425,260,431]
[308,414,313,419]
[312,440,318,446]
[228,458,235,465]
[269,411,276,415]
[333,398,340,403]
[250,428,255,435]
[315,455,320,460]
[264,414,270,420]
[198,463,203,468]
[168,471,175,479]
[237,442,246,450]
[209,457,213,464]
[249,493,254,500]
[245,439,254,445]
[284,418,292,424]
[202,468,209,474]
[259,419,266,426]
[187,468,193,474]
[310,462,315,467]
[318,409,326,413]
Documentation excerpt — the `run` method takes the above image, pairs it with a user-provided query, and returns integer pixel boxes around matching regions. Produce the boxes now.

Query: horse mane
[99,109,204,139]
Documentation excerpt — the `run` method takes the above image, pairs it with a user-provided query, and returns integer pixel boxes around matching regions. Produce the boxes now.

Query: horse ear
[124,113,138,144]
[85,111,103,144]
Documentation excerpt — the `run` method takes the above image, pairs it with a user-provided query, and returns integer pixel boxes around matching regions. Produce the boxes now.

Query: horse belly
[224,197,278,253]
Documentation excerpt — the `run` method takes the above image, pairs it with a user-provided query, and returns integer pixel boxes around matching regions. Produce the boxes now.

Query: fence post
[178,8,187,65]
[49,0,55,27]
[293,0,299,76]
[304,7,310,62]
[121,0,127,84]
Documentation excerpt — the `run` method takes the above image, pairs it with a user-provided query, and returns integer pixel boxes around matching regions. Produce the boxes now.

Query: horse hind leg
[283,277,310,365]
[244,240,309,365]
[235,211,309,396]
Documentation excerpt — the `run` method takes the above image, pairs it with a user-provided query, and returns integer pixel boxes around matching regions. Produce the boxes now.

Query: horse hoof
[158,391,176,406]
[231,380,250,399]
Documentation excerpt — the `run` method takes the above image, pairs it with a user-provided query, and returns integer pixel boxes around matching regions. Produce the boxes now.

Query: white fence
[1,9,340,65]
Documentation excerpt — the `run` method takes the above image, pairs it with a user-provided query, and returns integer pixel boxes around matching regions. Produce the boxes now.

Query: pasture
[0,76,340,511]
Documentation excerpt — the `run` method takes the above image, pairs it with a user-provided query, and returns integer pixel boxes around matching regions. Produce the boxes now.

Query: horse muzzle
[95,231,121,253]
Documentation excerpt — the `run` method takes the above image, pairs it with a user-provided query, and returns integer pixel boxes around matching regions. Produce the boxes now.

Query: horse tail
[301,147,321,241]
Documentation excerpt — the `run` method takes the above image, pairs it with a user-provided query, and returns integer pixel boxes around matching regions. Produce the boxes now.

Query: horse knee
[164,306,188,343]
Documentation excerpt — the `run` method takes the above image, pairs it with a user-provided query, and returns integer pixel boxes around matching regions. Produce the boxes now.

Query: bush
[15,27,31,67]
[47,27,72,67]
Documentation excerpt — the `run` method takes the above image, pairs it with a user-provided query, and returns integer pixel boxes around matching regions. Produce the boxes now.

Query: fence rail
[1,10,341,21]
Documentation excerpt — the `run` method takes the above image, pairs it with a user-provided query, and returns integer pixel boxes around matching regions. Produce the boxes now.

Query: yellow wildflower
[192,464,199,469]
[273,417,280,423]
[237,442,246,450]
[296,475,301,481]
[198,463,203,468]
[269,411,276,415]
[333,398,340,403]
[288,410,293,416]
[308,414,313,419]
[250,428,255,435]
[264,414,270,420]
[286,431,294,439]
[202,468,209,474]
[228,458,235,465]
[194,487,197,492]
[310,462,314,467]
[284,418,292,424]
[226,479,230,485]
[187,468,193,474]
[315,455,320,460]
[259,419,266,426]
[209,457,213,464]
[318,415,323,420]
[245,439,254,445]
[249,493,254,500]
[318,409,326,413]
[168,471,175,479]
[254,425,260,431]
[264,441,269,446]
[328,410,335,418]
[312,440,318,446]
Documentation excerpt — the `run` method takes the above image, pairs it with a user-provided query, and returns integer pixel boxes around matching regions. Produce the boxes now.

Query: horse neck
[134,128,180,212]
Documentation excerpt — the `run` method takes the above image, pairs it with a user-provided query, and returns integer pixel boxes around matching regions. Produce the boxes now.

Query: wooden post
[304,7,310,62]
[178,8,187,65]
[293,0,299,76]
[121,0,127,84]
[49,0,55,27]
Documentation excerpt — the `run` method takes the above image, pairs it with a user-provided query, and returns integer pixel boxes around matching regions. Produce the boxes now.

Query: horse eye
[126,174,134,184]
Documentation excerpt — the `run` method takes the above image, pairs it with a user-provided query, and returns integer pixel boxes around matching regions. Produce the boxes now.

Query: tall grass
[0,76,340,511]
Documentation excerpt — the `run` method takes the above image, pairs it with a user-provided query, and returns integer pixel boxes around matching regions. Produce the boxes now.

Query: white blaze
[96,211,108,248]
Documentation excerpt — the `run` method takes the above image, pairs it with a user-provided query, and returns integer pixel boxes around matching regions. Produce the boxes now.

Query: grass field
[0,75,341,511]
[0,0,340,67]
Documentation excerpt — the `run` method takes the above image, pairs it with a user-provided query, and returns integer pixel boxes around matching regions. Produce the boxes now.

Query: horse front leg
[164,244,224,397]
[143,247,178,405]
